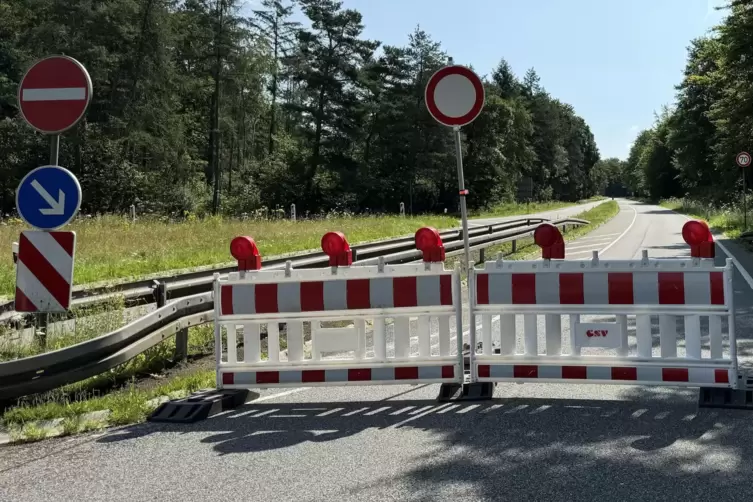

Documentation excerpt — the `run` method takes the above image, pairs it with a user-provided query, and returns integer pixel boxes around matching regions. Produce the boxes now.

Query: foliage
[0,0,603,217]
[624,1,753,203]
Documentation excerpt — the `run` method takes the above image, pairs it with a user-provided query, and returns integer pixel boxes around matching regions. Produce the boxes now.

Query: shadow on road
[98,385,753,501]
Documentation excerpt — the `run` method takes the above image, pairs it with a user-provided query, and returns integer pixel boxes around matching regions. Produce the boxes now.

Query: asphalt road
[467,199,606,227]
[3,199,753,502]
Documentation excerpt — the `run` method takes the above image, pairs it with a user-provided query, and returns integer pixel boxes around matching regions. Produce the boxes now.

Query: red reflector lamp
[230,236,262,270]
[415,226,445,262]
[682,220,714,258]
[321,231,352,266]
[534,223,564,260]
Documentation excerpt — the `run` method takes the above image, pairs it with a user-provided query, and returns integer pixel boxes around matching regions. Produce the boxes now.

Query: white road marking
[252,387,310,403]
[598,203,638,255]
[573,232,622,241]
[566,240,615,251]
[567,249,599,257]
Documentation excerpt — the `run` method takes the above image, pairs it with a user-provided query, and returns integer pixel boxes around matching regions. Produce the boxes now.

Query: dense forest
[622,0,752,204]
[0,0,605,217]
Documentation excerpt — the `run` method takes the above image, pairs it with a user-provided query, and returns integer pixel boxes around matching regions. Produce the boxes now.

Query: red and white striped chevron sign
[15,230,76,312]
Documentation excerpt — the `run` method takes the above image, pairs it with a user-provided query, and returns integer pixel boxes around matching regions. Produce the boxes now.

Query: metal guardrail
[0,217,586,402]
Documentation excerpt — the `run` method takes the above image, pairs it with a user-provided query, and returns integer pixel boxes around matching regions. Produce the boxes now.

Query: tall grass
[0,213,458,298]
[661,197,748,238]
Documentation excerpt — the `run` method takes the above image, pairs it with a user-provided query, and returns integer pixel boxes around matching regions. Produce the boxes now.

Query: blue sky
[249,0,729,160]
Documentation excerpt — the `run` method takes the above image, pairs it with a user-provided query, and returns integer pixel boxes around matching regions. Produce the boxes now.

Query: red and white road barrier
[215,227,464,389]
[214,218,741,393]
[469,219,737,389]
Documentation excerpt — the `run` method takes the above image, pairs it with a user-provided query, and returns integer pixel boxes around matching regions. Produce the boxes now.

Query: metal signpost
[15,55,91,318]
[425,64,485,388]
[737,151,751,231]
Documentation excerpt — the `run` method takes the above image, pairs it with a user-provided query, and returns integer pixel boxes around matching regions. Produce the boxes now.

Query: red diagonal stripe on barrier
[710,272,724,305]
[14,287,37,312]
[658,272,684,304]
[50,231,74,255]
[18,233,70,308]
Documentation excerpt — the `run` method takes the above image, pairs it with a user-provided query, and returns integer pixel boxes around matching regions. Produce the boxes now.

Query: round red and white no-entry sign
[736,151,751,168]
[425,65,485,127]
[17,55,92,134]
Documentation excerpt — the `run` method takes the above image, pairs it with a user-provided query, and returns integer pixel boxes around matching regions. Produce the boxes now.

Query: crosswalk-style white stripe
[22,231,73,280]
[16,260,64,311]
[22,88,86,101]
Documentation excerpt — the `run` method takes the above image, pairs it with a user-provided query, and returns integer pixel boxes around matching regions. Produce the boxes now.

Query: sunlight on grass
[0,213,458,297]
[661,197,746,238]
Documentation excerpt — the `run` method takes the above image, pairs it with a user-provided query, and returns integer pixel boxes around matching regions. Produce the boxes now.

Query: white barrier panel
[470,257,738,389]
[214,262,464,388]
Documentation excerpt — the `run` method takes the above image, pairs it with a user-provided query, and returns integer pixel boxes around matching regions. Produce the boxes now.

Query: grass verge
[474,196,604,219]
[0,199,601,298]
[0,200,620,442]
[660,197,745,238]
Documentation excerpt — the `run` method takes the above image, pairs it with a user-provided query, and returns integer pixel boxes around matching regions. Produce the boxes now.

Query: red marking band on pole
[459,189,469,195]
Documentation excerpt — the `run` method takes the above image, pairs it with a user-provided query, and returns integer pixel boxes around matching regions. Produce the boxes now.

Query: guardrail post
[512,240,517,253]
[479,248,485,263]
[154,280,188,362]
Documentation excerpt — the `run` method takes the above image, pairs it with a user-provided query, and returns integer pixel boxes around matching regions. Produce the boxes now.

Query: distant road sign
[16,165,82,230]
[17,55,92,134]
[15,230,76,312]
[425,65,485,127]
[737,152,751,168]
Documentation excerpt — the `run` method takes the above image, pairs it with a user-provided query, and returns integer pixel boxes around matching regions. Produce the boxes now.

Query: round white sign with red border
[17,55,92,134]
[737,151,751,168]
[425,65,485,127]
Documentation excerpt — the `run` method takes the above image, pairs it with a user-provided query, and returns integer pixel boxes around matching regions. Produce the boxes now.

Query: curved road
[3,199,753,502]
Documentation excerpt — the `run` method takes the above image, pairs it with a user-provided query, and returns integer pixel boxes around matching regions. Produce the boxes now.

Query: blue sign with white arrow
[16,165,82,230]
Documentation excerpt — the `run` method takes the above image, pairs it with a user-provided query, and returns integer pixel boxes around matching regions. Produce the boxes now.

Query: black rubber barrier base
[698,387,753,410]
[437,382,494,402]
[148,389,251,423]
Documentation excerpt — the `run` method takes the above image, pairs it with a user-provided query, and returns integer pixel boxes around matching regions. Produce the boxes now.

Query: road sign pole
[50,134,59,166]
[453,126,475,376]
[744,168,747,232]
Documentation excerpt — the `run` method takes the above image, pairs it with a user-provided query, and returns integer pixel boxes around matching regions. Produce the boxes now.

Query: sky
[250,0,730,160]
